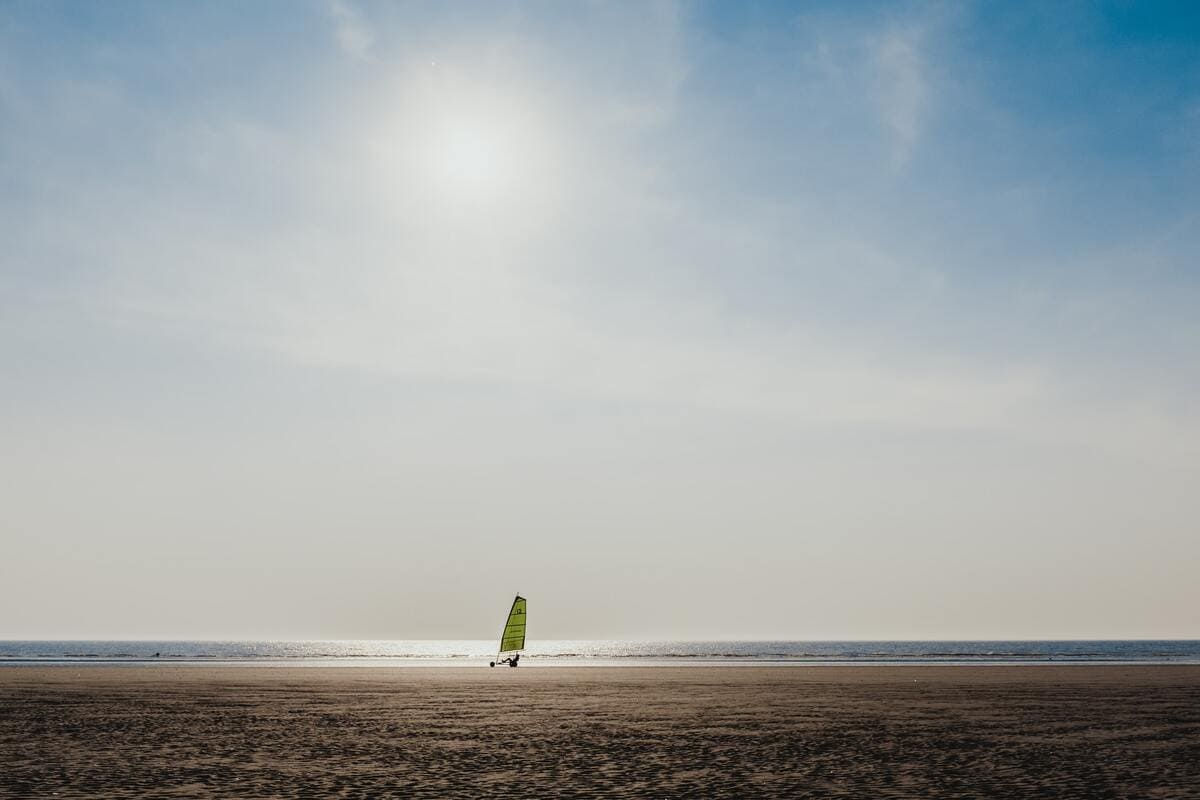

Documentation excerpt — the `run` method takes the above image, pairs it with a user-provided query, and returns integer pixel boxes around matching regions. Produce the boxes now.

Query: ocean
[2,640,1198,666]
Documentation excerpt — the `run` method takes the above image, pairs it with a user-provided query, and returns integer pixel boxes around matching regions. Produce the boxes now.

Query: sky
[2,1,1198,640]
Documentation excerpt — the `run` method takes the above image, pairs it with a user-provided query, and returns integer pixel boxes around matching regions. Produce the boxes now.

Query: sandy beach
[2,665,1198,798]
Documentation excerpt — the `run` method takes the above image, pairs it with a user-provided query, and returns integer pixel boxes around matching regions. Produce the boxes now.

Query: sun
[375,62,561,230]
[429,119,514,203]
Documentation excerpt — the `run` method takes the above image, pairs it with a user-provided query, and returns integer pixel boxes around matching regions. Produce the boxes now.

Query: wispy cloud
[872,26,928,169]
[329,0,373,60]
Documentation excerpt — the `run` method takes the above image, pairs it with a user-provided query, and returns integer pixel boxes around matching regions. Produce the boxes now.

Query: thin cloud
[329,0,373,60]
[873,26,928,169]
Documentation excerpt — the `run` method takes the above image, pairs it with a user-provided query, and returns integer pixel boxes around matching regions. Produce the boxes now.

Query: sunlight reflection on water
[2,640,1199,666]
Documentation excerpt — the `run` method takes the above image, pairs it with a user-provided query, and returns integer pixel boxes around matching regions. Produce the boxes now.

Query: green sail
[499,595,527,653]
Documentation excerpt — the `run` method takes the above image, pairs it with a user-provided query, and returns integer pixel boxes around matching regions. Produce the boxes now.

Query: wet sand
[2,665,1198,798]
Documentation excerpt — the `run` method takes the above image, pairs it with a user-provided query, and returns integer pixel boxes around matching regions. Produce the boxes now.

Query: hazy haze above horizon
[2,1,1198,640]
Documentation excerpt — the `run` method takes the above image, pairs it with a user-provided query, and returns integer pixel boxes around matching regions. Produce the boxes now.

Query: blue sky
[1,1,1197,638]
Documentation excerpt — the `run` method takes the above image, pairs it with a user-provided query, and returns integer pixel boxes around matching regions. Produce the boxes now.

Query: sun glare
[430,121,513,202]
[374,63,561,234]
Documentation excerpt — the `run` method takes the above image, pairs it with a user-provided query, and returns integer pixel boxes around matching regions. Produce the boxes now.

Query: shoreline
[5,663,1200,681]
[2,657,1200,671]
[4,658,1200,669]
